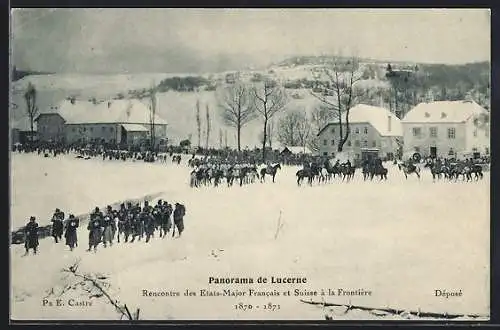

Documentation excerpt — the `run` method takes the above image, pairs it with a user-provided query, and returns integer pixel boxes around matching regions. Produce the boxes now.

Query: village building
[317,104,403,162]
[11,117,37,145]
[401,100,490,159]
[35,99,168,146]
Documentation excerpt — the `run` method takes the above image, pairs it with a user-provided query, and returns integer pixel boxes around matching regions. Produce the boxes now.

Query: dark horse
[398,162,421,180]
[260,163,281,183]
[296,164,320,186]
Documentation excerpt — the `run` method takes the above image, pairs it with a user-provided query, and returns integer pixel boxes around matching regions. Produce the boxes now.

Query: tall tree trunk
[237,123,241,152]
[262,117,268,162]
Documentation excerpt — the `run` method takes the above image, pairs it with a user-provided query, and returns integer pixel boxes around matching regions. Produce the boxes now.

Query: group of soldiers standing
[22,200,187,256]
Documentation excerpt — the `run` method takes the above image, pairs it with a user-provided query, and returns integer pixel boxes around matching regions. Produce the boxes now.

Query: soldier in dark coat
[51,214,64,243]
[64,214,79,251]
[173,203,186,238]
[87,207,103,252]
[144,211,156,243]
[24,216,39,256]
[159,201,172,238]
[101,215,114,247]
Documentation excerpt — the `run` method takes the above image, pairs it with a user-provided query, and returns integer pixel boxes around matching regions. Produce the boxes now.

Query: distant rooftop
[37,99,168,125]
[402,100,488,123]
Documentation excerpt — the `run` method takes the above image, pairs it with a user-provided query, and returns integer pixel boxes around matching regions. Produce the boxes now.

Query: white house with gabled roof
[317,104,403,161]
[401,100,490,159]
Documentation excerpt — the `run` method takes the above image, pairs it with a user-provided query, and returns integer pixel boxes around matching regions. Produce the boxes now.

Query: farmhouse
[401,100,490,159]
[317,104,403,161]
[35,99,168,146]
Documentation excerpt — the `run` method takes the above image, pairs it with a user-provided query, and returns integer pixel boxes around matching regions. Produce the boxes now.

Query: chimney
[388,115,392,132]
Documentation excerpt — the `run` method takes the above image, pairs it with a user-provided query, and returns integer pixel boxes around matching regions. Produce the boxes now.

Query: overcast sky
[11,8,490,74]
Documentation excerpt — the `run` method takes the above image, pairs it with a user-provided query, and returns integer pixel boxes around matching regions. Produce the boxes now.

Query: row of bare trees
[216,56,362,161]
[217,79,288,161]
[194,100,212,150]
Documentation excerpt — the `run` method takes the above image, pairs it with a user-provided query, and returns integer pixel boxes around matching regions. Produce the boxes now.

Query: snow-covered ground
[10,154,490,320]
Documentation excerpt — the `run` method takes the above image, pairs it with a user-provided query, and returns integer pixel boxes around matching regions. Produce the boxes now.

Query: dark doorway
[430,147,437,158]
[121,126,127,144]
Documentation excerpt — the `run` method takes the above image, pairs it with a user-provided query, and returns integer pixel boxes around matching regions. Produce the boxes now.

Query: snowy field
[10,153,490,320]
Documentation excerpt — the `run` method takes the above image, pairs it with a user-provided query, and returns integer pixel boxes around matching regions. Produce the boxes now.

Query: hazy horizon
[11,8,491,75]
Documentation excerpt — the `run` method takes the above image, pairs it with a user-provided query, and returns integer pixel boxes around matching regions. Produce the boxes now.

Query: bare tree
[296,112,312,152]
[205,104,211,150]
[148,85,157,152]
[308,104,336,152]
[252,80,288,162]
[195,100,201,149]
[310,56,362,152]
[277,111,302,147]
[219,128,223,149]
[267,119,274,149]
[218,83,256,151]
[24,82,38,143]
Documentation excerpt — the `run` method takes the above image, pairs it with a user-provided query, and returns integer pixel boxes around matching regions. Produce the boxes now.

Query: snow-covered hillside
[10,63,392,148]
[10,154,490,320]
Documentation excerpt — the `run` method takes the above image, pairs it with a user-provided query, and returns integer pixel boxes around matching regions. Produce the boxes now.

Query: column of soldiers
[22,200,187,256]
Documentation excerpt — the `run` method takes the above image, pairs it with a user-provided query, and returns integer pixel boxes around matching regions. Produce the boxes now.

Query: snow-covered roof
[319,104,402,137]
[402,100,488,123]
[121,124,149,132]
[38,99,168,125]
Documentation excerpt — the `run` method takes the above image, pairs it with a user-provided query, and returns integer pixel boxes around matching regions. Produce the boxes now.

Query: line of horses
[189,163,282,188]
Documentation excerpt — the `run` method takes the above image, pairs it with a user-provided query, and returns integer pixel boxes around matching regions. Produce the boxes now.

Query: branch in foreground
[58,260,140,320]
[299,299,488,320]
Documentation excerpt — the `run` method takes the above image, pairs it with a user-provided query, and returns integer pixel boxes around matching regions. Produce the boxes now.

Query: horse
[296,168,316,186]
[424,161,447,182]
[260,163,281,183]
[369,163,388,181]
[362,162,371,181]
[398,162,420,180]
[340,163,356,181]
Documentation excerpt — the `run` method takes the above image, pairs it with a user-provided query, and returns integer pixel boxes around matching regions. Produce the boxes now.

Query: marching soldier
[24,216,39,256]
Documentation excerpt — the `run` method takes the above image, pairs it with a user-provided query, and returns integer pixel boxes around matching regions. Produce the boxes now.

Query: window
[355,128,359,134]
[102,127,106,132]
[72,127,76,133]
[364,127,368,134]
[372,141,377,148]
[363,140,368,147]
[472,147,478,152]
[331,140,335,146]
[110,127,114,132]
[323,152,327,156]
[412,127,422,137]
[83,127,86,132]
[485,130,489,138]
[354,140,360,147]
[485,147,490,155]
[90,127,94,132]
[347,140,352,147]
[473,129,477,137]
[331,127,335,134]
[447,128,456,139]
[323,139,327,146]
[429,127,437,138]
[414,146,420,153]
[448,148,454,156]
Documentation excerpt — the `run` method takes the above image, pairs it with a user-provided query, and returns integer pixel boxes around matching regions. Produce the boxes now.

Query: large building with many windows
[35,99,168,146]
[401,100,490,159]
[317,104,403,162]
